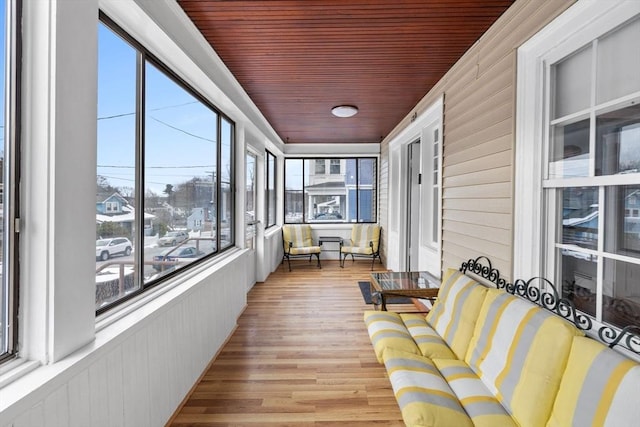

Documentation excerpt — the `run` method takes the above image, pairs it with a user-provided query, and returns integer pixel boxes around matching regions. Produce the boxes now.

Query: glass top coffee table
[369,271,440,311]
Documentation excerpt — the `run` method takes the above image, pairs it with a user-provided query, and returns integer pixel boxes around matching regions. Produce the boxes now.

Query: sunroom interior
[2,0,640,425]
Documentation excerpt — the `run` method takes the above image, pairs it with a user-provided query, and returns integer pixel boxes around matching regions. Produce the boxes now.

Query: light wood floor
[168,259,420,426]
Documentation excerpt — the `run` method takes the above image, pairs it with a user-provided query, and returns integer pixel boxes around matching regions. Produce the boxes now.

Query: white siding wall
[380,0,575,279]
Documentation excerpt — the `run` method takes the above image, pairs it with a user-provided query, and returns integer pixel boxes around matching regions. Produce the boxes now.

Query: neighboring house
[96,192,128,215]
[187,207,206,231]
[96,192,155,236]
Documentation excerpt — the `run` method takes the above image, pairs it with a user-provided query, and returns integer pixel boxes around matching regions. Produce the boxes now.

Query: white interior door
[407,140,421,271]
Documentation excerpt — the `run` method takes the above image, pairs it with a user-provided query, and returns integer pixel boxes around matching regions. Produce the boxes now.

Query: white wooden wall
[380,0,575,278]
[1,251,249,426]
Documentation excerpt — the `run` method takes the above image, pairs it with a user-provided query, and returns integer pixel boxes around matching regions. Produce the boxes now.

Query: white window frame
[516,1,640,353]
[515,0,640,280]
[0,0,20,365]
[386,96,443,275]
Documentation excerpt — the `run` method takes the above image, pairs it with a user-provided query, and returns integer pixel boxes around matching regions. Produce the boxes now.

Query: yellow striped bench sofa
[364,266,640,427]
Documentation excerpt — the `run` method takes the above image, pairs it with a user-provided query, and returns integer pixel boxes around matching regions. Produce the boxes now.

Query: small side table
[318,236,342,253]
[369,271,440,311]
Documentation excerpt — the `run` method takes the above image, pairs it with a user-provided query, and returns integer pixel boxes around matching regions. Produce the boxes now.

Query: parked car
[158,230,189,246]
[152,246,205,271]
[96,237,133,261]
[313,212,343,221]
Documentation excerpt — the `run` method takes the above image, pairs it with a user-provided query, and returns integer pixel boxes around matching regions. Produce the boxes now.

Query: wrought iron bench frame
[461,256,640,356]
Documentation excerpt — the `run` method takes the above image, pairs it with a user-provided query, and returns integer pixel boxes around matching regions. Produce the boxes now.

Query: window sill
[96,247,243,332]
[0,358,41,390]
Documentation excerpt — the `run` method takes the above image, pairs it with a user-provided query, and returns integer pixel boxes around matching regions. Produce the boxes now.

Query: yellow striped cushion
[400,313,456,360]
[547,336,640,427]
[426,269,488,359]
[466,289,582,427]
[282,224,314,248]
[342,224,380,253]
[364,311,420,363]
[434,359,518,427]
[383,348,474,427]
[340,244,373,255]
[288,246,321,255]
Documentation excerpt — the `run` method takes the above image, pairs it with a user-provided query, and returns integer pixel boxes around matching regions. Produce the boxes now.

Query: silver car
[96,237,133,261]
[158,230,189,246]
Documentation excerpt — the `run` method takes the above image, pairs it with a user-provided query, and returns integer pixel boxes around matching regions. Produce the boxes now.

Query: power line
[97,101,198,121]
[149,116,216,143]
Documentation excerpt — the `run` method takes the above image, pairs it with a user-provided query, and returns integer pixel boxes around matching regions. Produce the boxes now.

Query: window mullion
[543,59,552,182]
[135,52,145,289]
[216,114,222,252]
[355,159,360,222]
[596,186,605,321]
[546,189,558,283]
[588,39,598,178]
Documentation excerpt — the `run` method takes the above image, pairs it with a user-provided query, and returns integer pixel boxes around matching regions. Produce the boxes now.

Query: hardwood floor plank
[168,260,415,426]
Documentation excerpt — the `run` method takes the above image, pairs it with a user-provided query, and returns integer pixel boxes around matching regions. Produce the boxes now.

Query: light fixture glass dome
[331,105,358,118]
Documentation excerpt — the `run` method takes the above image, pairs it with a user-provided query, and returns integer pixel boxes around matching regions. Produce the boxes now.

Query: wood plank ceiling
[177,0,515,144]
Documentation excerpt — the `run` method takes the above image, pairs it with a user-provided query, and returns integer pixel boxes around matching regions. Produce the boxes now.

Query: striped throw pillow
[426,269,488,359]
[465,289,582,427]
[547,336,640,427]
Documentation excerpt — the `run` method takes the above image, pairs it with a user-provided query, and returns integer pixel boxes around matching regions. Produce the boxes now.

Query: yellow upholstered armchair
[282,224,322,271]
[340,224,381,270]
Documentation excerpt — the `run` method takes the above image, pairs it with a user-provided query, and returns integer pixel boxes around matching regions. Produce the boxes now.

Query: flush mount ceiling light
[331,105,358,118]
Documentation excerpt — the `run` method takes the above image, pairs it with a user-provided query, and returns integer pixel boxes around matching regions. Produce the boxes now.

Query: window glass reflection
[284,159,303,223]
[602,258,640,329]
[220,117,233,250]
[357,158,376,222]
[560,249,597,319]
[305,159,346,222]
[143,62,217,282]
[96,24,139,309]
[549,118,590,179]
[266,151,276,227]
[604,185,640,258]
[284,158,377,223]
[561,187,598,250]
[596,104,640,176]
[245,153,256,249]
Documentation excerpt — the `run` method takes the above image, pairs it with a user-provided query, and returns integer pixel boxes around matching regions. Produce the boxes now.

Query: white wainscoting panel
[1,251,250,427]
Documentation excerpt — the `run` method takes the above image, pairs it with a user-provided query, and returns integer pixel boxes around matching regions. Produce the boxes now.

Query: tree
[97,175,118,194]
[145,189,162,209]
[164,184,174,197]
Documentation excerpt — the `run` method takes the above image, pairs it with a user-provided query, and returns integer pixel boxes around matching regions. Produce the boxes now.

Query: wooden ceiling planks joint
[178,0,515,144]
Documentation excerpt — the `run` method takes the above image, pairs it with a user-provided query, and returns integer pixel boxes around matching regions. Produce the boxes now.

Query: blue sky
[98,23,227,195]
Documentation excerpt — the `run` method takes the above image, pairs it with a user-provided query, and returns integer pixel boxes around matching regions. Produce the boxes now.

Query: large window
[284,158,377,223]
[0,0,18,362]
[96,17,234,313]
[517,2,640,334]
[547,16,640,331]
[265,150,276,228]
[246,152,257,249]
